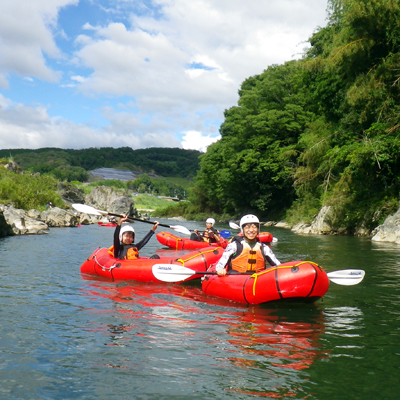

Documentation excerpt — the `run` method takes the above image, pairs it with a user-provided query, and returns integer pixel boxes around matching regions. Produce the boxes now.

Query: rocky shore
[0,186,142,237]
[2,183,400,245]
[268,205,400,244]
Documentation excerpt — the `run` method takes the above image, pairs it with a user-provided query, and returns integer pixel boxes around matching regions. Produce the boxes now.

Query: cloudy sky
[0,0,328,152]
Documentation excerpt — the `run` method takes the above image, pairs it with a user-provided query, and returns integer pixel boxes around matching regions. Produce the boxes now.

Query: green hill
[0,147,202,182]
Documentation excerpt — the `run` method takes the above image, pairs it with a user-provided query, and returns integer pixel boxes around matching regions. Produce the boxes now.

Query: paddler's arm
[135,221,159,250]
[113,220,123,258]
[262,244,280,266]
[215,242,237,276]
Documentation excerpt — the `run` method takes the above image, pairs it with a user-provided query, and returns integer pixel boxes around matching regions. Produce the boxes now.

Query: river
[0,221,399,399]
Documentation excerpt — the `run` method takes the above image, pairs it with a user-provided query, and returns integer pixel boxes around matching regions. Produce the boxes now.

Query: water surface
[0,222,399,399]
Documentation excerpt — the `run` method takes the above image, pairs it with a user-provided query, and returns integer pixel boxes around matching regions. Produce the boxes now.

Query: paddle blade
[72,203,103,216]
[152,264,197,282]
[229,221,240,230]
[327,269,365,286]
[220,230,231,238]
[170,225,191,235]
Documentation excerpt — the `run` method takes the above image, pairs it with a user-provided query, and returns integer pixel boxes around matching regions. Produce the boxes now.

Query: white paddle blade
[171,225,191,235]
[327,269,365,286]
[229,221,240,230]
[72,203,103,216]
[152,264,197,282]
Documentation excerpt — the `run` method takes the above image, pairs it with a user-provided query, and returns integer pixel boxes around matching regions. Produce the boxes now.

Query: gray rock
[371,208,400,244]
[292,222,312,234]
[275,221,292,229]
[0,205,48,235]
[58,182,85,205]
[40,207,80,227]
[84,186,134,216]
[292,206,336,235]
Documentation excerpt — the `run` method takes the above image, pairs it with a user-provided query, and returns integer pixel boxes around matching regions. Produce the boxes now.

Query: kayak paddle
[72,203,191,235]
[152,264,366,285]
[325,269,365,286]
[152,264,218,282]
[219,230,231,238]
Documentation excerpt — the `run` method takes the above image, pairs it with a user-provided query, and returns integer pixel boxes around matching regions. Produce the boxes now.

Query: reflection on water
[82,279,328,398]
[1,223,400,399]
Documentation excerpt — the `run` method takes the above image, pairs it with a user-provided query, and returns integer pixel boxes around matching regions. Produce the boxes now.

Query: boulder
[291,223,312,234]
[0,210,14,237]
[0,205,48,235]
[309,206,334,234]
[275,221,292,229]
[57,182,85,205]
[371,208,400,244]
[40,207,80,227]
[84,186,135,216]
[79,213,100,225]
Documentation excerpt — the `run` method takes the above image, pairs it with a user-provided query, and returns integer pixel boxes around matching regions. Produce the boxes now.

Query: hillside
[0,147,202,181]
[192,0,400,233]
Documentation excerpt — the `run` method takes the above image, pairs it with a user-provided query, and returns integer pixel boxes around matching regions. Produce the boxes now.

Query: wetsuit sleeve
[262,244,280,266]
[134,230,155,251]
[113,225,121,258]
[215,242,237,272]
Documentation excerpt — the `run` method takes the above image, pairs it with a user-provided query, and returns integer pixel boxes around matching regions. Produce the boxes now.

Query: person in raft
[215,214,280,276]
[111,215,159,259]
[191,218,221,244]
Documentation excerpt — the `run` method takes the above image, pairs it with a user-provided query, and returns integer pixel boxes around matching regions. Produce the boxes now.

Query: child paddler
[215,214,280,276]
[111,215,159,259]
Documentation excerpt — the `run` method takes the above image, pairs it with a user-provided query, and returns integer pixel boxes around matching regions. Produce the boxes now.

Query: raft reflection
[81,278,328,398]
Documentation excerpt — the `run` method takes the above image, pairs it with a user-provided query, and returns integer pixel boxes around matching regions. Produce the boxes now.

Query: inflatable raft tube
[80,246,225,282]
[201,261,330,305]
[156,231,228,250]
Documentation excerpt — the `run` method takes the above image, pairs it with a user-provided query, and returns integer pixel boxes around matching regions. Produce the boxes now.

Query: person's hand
[194,229,199,234]
[118,214,128,225]
[152,221,159,232]
[217,268,227,276]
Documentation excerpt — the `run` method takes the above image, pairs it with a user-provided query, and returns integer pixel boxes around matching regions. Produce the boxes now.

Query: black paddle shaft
[106,212,173,229]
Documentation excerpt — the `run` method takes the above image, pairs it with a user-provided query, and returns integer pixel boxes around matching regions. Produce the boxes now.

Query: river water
[1,221,399,399]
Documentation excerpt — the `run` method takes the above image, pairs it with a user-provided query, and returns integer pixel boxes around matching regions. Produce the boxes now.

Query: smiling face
[242,223,259,241]
[122,231,134,245]
[206,222,213,229]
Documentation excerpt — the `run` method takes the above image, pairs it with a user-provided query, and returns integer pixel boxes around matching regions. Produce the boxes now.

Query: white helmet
[119,225,135,242]
[206,218,215,226]
[239,214,260,233]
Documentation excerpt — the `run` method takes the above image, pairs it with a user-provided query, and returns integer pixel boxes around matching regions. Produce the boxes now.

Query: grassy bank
[0,168,63,210]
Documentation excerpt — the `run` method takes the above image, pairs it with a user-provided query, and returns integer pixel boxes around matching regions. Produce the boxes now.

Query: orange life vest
[230,241,265,273]
[108,245,139,260]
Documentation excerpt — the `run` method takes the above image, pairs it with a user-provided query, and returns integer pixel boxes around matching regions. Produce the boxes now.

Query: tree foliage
[0,147,202,181]
[193,0,400,230]
[194,61,314,218]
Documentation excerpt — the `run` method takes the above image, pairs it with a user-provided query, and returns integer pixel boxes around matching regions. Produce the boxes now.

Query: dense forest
[0,147,201,181]
[192,0,400,233]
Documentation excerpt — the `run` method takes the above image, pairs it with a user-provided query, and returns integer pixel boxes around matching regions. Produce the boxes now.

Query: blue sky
[0,0,328,152]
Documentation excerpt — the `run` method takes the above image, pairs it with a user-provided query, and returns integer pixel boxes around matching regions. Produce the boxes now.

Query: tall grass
[0,169,63,210]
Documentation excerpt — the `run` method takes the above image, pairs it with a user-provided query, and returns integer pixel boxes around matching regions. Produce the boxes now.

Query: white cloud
[181,130,220,152]
[0,0,328,150]
[0,93,181,149]
[0,0,78,87]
